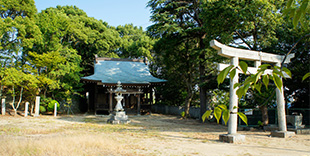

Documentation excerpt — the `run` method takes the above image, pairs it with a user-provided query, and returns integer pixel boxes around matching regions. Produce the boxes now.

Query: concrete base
[270,131,295,138]
[219,134,245,143]
[107,111,130,124]
[288,128,310,134]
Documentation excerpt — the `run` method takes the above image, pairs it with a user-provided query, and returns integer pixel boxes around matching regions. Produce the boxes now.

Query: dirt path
[0,114,309,156]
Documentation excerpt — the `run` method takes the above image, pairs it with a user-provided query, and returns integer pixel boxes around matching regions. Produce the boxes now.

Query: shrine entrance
[210,40,295,142]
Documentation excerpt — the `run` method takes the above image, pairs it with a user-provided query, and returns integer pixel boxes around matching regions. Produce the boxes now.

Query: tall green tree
[152,33,200,117]
[280,0,310,108]
[36,6,122,76]
[116,24,155,60]
[26,6,84,104]
[147,0,221,118]
[0,0,41,110]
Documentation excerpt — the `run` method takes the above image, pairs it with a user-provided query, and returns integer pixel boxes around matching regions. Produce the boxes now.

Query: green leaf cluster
[217,62,292,101]
[202,104,248,126]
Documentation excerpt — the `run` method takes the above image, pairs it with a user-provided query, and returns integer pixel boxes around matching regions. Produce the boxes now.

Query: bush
[47,100,59,112]
[39,106,46,113]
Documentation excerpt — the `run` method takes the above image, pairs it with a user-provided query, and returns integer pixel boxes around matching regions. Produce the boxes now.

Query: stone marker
[54,103,57,117]
[1,99,5,115]
[34,96,40,117]
[24,102,29,117]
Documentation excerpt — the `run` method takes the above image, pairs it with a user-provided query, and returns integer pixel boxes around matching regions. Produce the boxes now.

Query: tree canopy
[0,0,308,115]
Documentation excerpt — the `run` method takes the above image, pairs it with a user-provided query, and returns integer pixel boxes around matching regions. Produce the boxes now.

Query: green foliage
[148,0,222,116]
[39,106,46,113]
[116,24,155,60]
[257,121,264,127]
[202,105,248,126]
[217,63,292,100]
[302,72,310,81]
[47,100,59,112]
[283,0,310,28]
[180,111,186,118]
[201,0,285,50]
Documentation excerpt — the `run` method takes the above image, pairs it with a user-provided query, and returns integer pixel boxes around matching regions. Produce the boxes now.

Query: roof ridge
[95,57,144,63]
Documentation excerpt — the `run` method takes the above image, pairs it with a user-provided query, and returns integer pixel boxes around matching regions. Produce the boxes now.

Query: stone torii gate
[210,40,295,143]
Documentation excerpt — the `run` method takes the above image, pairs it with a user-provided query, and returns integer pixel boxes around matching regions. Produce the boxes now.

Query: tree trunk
[199,62,209,119]
[11,86,17,116]
[260,105,269,126]
[16,87,23,115]
[184,88,193,118]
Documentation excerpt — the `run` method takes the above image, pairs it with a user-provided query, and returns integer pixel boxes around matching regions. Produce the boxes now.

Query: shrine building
[81,56,166,115]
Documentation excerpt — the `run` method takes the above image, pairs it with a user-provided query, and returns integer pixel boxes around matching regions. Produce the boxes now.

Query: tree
[1,67,38,115]
[116,24,155,60]
[147,0,220,118]
[0,0,41,110]
[26,6,84,106]
[152,33,200,117]
[34,6,122,76]
[281,0,310,108]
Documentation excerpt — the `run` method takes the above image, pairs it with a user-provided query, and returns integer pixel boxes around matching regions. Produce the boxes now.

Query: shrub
[47,100,59,112]
[39,106,46,113]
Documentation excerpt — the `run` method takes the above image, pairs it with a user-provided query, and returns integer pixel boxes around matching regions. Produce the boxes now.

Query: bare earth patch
[0,114,309,156]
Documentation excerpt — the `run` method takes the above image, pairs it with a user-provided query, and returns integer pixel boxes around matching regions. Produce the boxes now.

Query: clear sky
[34,0,152,29]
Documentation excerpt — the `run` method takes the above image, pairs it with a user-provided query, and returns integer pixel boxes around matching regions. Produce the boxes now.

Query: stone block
[270,131,295,138]
[107,111,130,124]
[219,134,245,143]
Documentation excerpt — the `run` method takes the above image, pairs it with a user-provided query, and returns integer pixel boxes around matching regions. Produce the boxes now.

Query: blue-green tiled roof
[81,59,166,84]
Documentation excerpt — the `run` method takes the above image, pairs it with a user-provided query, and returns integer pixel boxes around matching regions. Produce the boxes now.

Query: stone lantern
[107,81,130,124]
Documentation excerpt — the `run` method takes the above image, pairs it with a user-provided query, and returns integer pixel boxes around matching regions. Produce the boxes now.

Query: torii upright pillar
[210,40,295,142]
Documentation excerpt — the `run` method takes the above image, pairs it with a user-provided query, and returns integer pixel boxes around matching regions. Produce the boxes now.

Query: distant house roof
[81,57,166,85]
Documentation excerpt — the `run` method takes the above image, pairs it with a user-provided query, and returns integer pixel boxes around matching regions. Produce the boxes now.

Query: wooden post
[1,98,5,115]
[24,102,29,117]
[54,103,57,117]
[34,96,40,117]
[109,92,113,114]
[86,92,89,112]
[150,88,153,105]
[137,94,141,116]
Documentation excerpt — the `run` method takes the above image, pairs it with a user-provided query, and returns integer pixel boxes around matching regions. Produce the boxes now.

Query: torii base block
[219,134,245,143]
[271,131,295,138]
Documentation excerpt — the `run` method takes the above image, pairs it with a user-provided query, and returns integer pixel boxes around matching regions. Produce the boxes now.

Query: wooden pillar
[150,87,153,105]
[137,94,141,115]
[146,89,149,105]
[109,92,113,114]
[86,92,90,112]
[94,84,98,112]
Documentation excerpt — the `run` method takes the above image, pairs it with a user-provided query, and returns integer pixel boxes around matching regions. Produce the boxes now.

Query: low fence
[239,108,310,126]
[151,104,200,119]
[151,104,310,126]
